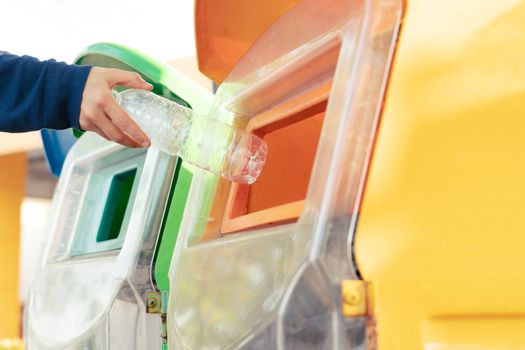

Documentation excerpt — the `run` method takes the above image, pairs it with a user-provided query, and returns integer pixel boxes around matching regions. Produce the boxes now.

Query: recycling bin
[29,0,525,348]
[165,0,403,348]
[26,44,212,349]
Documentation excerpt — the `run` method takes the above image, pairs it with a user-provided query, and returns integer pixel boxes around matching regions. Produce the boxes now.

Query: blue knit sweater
[0,53,92,132]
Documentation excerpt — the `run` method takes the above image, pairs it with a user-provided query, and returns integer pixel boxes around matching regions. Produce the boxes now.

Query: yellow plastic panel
[195,0,299,83]
[355,0,525,348]
[422,316,525,349]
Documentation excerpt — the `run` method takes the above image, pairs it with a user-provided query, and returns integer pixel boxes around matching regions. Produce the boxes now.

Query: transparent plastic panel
[70,150,145,256]
[27,133,177,349]
[27,316,109,350]
[167,0,403,348]
[28,258,117,346]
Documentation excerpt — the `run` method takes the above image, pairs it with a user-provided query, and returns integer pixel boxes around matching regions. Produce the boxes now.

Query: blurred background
[0,0,209,345]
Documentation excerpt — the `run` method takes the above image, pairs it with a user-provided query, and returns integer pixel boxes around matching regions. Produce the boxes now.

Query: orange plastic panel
[0,153,26,337]
[247,113,324,213]
[220,82,331,234]
[195,0,300,83]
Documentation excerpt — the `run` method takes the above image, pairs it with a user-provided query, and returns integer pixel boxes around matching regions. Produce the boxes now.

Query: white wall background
[0,0,196,63]
[0,0,209,155]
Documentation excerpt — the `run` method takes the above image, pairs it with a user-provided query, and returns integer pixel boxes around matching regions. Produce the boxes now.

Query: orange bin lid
[195,0,300,83]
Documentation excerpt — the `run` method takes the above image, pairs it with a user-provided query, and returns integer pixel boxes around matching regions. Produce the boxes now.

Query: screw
[148,297,158,309]
[343,290,361,305]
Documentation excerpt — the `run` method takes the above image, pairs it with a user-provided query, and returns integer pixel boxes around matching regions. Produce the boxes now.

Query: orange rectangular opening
[220,82,331,234]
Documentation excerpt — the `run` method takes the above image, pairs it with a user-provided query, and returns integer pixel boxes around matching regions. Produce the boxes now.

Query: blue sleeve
[0,53,92,132]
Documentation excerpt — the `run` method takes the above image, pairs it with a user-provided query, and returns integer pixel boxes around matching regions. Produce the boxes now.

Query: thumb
[108,69,153,90]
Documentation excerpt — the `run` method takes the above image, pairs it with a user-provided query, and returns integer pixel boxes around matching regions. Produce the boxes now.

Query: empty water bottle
[115,89,267,184]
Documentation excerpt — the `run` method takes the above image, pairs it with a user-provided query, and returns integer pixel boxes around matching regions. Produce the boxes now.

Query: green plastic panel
[96,168,137,243]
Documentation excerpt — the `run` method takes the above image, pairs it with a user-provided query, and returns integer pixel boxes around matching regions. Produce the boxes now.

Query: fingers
[104,97,151,147]
[95,111,143,148]
[90,124,110,142]
[80,67,154,148]
[103,70,153,147]
[107,69,153,91]
[80,106,142,148]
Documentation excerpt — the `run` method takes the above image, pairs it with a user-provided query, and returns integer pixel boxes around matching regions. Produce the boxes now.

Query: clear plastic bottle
[116,89,267,184]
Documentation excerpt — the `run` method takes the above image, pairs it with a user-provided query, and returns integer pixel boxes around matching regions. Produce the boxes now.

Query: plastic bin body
[26,44,212,349]
[165,0,402,348]
[190,0,525,348]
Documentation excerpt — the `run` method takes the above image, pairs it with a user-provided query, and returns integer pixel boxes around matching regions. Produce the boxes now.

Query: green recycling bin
[26,43,212,350]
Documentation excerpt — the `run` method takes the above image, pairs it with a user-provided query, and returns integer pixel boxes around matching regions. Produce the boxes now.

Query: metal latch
[341,280,372,317]
[146,291,162,314]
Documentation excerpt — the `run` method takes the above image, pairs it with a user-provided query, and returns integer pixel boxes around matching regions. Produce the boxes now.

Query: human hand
[79,67,153,148]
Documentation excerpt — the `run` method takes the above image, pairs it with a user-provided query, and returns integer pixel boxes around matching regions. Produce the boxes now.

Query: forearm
[0,53,91,132]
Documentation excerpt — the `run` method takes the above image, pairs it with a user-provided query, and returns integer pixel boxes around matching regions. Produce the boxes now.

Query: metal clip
[341,280,370,317]
[146,291,162,314]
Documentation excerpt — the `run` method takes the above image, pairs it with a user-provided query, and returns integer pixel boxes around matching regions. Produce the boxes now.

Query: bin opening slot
[97,168,137,242]
[220,83,330,234]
